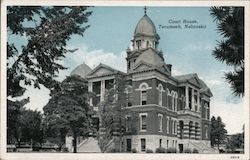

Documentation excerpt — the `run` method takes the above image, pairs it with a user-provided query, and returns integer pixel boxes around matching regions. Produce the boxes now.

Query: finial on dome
[144,6,147,15]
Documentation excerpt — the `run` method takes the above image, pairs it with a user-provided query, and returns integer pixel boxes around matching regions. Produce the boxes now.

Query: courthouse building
[69,9,215,153]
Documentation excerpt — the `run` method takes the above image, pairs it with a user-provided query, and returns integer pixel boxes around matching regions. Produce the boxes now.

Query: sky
[9,6,244,134]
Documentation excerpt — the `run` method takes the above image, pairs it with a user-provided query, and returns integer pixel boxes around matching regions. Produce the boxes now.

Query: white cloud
[172,68,183,76]
[210,98,244,134]
[204,79,223,87]
[56,44,127,81]
[10,85,50,112]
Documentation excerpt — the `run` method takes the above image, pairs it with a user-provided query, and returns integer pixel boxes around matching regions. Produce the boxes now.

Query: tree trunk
[73,134,77,153]
[18,139,21,148]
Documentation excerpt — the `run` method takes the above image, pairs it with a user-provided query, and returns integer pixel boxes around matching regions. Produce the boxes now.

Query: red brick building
[69,10,216,153]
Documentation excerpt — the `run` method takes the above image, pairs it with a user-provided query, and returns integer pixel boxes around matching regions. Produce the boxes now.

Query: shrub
[183,148,192,153]
[193,148,199,153]
[146,149,154,153]
[155,147,166,153]
[62,147,68,152]
[131,148,137,153]
[166,147,177,153]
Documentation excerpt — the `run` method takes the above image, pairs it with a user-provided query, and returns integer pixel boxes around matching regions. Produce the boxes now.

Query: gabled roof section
[86,63,125,78]
[133,60,154,71]
[175,73,213,97]
[134,48,164,67]
[158,64,171,75]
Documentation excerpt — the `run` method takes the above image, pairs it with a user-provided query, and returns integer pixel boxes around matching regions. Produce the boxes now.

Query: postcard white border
[1,1,249,160]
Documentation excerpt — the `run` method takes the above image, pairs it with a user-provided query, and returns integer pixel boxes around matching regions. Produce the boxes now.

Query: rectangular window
[168,95,172,109]
[141,115,147,131]
[159,91,162,106]
[172,120,175,134]
[166,117,169,134]
[136,40,141,49]
[159,139,162,147]
[167,140,169,148]
[126,116,132,132]
[188,88,192,109]
[158,114,163,132]
[141,139,146,152]
[141,90,147,105]
[126,139,132,152]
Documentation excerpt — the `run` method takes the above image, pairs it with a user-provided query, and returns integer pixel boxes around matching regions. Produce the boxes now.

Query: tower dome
[134,14,157,37]
[70,62,92,78]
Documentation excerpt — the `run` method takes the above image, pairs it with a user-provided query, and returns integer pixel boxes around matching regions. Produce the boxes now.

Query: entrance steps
[77,137,101,153]
[189,141,219,153]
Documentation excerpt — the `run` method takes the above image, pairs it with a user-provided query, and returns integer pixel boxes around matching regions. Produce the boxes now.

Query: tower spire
[144,6,147,15]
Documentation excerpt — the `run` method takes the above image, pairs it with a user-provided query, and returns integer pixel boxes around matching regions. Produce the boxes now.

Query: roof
[86,63,125,78]
[174,73,213,97]
[134,48,164,67]
[70,63,92,78]
[134,14,157,37]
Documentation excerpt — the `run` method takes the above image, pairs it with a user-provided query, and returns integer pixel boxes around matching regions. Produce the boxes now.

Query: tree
[7,6,92,145]
[226,133,244,152]
[7,98,44,150]
[18,109,44,149]
[43,117,68,151]
[43,75,94,153]
[7,98,30,145]
[210,7,244,96]
[210,116,227,149]
[97,75,127,152]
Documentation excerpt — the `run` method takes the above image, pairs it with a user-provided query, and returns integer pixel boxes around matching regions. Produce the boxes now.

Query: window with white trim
[125,115,132,132]
[175,92,178,111]
[141,138,146,151]
[171,91,175,110]
[158,114,163,132]
[139,113,147,131]
[158,84,163,106]
[139,83,150,105]
[141,90,147,105]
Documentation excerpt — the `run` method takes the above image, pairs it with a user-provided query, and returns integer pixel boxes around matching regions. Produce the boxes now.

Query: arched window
[174,92,178,111]
[166,89,170,108]
[171,91,175,110]
[139,83,150,105]
[158,84,164,106]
